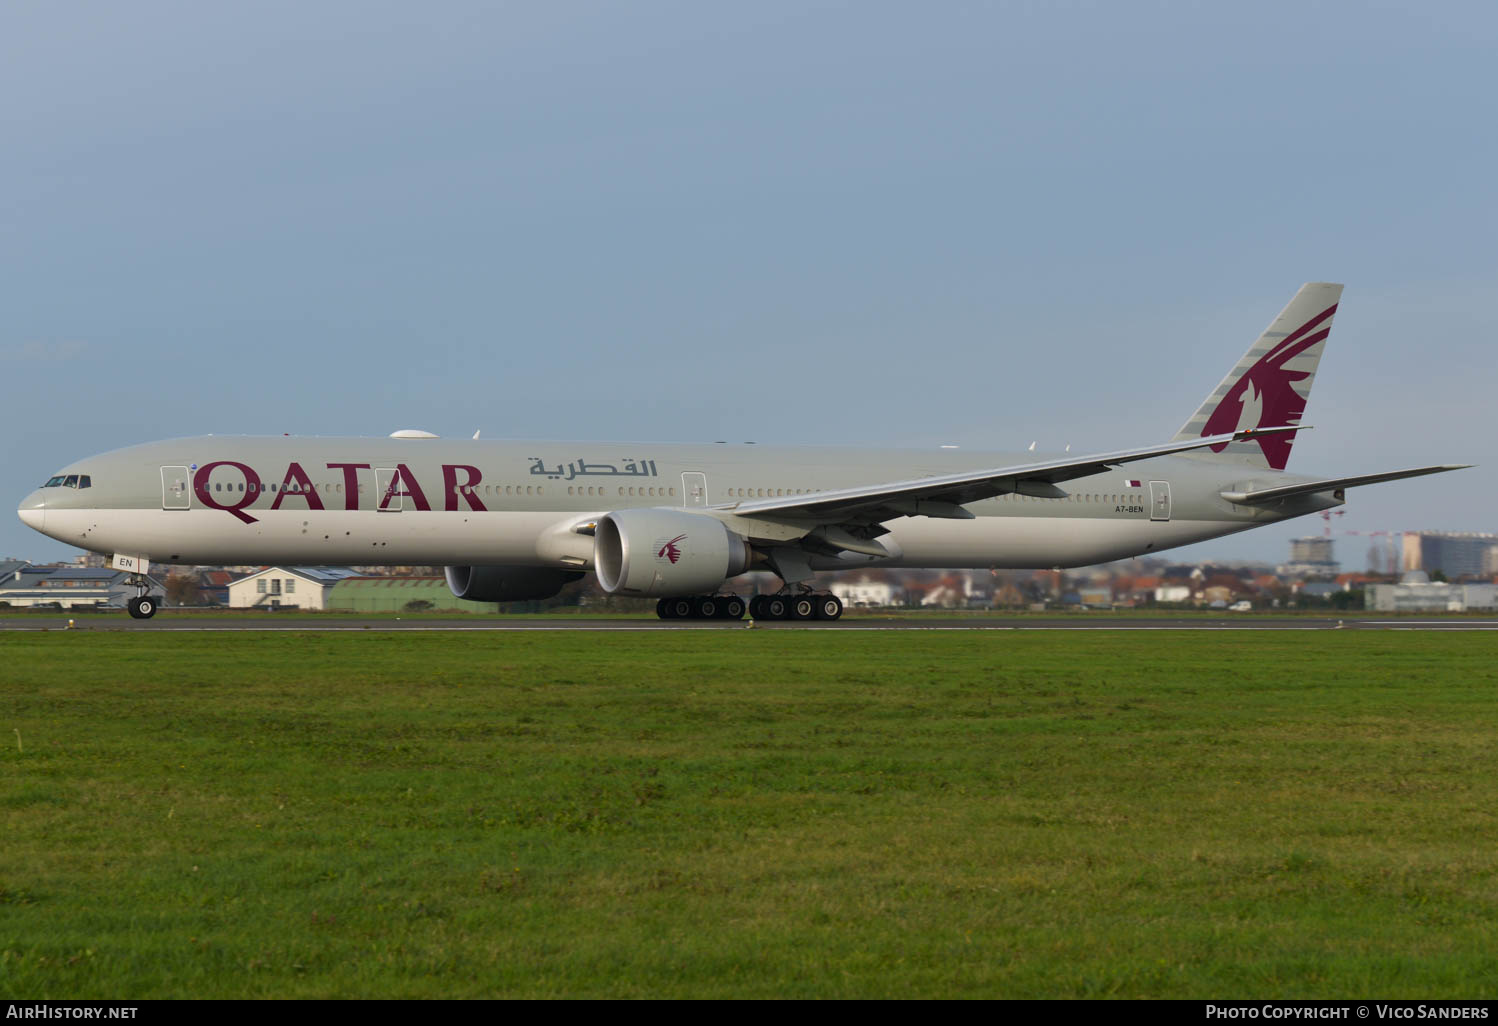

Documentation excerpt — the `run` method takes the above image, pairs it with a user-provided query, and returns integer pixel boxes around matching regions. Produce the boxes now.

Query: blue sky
[5,1,1493,567]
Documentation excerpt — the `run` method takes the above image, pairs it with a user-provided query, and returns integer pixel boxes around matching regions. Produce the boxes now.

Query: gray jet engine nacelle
[444,565,585,603]
[594,509,751,596]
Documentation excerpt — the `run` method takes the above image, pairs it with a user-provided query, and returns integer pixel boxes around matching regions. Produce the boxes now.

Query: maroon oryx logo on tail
[1202,303,1337,471]
[656,534,687,564]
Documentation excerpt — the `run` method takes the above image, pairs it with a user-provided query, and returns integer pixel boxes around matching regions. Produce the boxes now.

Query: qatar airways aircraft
[18,283,1467,620]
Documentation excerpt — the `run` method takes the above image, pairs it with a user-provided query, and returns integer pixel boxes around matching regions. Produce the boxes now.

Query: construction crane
[1343,528,1401,575]
[1318,509,1346,536]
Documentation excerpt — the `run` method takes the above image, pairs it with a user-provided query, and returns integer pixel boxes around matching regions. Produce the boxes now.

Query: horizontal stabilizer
[1220,465,1471,505]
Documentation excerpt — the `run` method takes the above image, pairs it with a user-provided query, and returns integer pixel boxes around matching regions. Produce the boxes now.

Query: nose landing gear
[123,571,157,619]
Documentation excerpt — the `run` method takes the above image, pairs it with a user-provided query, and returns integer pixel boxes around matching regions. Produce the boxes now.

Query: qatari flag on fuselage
[1124,479,1142,487]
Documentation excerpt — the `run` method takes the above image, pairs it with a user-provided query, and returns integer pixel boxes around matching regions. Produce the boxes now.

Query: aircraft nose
[17,490,46,532]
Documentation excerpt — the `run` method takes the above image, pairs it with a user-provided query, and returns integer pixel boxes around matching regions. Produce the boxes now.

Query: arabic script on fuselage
[526,458,659,481]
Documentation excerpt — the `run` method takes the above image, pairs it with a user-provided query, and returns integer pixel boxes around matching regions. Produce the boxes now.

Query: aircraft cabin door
[376,467,402,511]
[161,467,190,510]
[681,472,708,508]
[1149,480,1171,522]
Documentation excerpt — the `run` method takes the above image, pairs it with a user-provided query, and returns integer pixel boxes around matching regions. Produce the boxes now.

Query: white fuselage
[18,435,1328,573]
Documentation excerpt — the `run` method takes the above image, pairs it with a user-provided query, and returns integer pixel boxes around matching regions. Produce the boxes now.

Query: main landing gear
[653,593,844,621]
[750,593,843,621]
[655,595,748,620]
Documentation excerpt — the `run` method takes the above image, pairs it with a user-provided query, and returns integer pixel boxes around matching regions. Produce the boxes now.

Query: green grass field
[2,631,1496,998]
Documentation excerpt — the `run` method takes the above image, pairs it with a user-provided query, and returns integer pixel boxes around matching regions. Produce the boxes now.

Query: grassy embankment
[2,631,1496,997]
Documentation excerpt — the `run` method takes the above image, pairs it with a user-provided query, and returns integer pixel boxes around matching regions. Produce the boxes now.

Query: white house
[831,576,901,608]
[227,567,359,610]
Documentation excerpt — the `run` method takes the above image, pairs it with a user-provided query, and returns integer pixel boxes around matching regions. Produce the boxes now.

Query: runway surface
[6,615,1498,632]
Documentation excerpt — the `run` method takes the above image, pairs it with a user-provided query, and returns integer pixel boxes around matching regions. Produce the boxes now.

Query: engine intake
[594,509,751,596]
[444,565,584,603]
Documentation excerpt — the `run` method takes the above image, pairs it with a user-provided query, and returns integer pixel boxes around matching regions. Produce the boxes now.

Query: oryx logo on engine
[655,534,687,564]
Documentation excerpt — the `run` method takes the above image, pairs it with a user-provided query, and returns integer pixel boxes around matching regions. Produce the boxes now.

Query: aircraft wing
[720,427,1298,525]
[1218,465,1470,506]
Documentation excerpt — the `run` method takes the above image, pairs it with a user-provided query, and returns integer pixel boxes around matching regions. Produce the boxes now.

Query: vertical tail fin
[1174,282,1343,470]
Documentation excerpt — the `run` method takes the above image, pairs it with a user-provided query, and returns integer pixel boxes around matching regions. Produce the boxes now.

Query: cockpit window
[44,476,65,487]
[41,474,90,489]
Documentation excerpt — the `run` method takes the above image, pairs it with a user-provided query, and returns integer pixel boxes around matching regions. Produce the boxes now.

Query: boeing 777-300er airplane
[17,283,1469,620]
